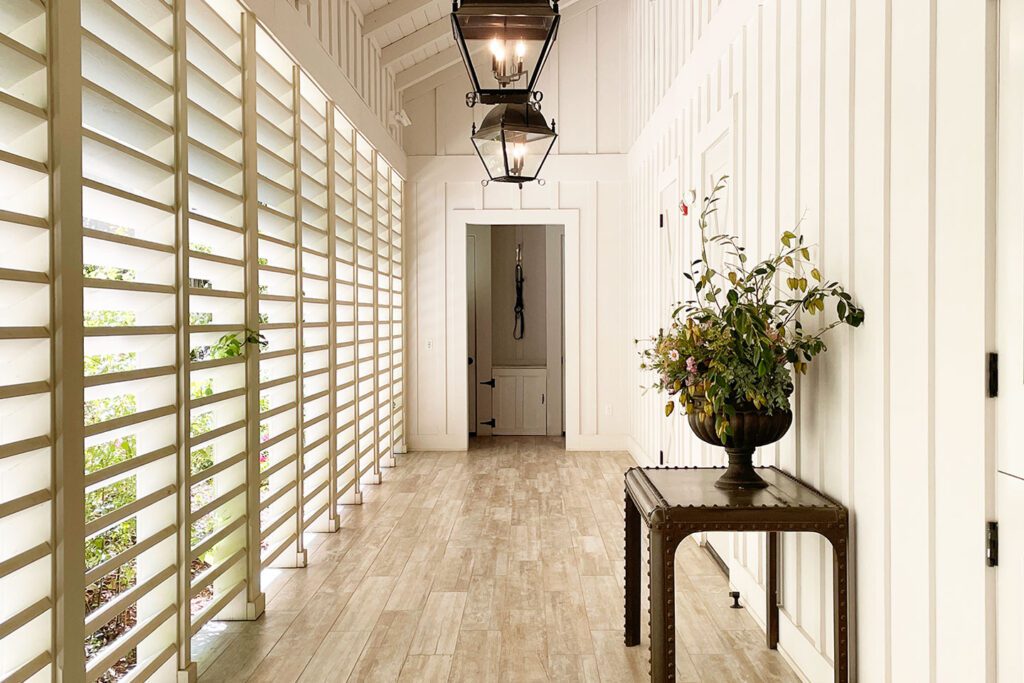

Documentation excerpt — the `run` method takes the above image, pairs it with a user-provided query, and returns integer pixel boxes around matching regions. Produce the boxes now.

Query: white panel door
[493,374,518,434]
[468,226,493,436]
[468,233,478,433]
[521,373,548,435]
[660,175,684,467]
[997,1,1024,677]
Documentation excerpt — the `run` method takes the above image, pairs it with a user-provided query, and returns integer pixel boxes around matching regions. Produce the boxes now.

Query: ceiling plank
[381,18,451,66]
[365,0,439,41]
[396,46,465,90]
[402,60,468,102]
[396,0,605,97]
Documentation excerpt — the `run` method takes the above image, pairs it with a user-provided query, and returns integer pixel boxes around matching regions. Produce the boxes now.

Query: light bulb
[490,38,505,60]
[515,41,526,58]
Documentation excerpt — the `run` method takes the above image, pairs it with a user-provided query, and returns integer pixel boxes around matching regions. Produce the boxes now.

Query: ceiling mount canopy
[471,102,557,187]
[452,0,560,105]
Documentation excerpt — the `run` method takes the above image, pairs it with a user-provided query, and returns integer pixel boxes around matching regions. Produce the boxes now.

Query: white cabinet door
[492,368,547,435]
[521,374,547,435]
[493,375,518,434]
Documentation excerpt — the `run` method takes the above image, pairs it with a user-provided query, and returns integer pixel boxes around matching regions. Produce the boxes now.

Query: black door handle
[480,378,495,387]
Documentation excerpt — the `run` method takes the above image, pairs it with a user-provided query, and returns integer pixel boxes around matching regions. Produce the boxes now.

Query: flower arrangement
[638,177,865,443]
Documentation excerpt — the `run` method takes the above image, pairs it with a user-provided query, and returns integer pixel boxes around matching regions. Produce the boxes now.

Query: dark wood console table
[623,466,850,682]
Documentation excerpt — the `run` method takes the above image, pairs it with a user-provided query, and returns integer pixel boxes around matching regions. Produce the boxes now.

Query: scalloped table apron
[623,466,851,683]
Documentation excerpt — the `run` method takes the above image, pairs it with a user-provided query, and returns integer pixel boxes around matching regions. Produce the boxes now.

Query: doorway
[467,224,565,438]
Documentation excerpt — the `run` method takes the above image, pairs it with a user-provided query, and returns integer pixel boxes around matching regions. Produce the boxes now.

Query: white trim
[626,434,653,467]
[446,208,583,450]
[409,154,628,183]
[364,0,438,40]
[381,19,450,67]
[570,434,632,452]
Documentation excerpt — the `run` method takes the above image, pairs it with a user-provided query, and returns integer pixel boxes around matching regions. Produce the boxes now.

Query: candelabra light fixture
[452,0,560,105]
[470,102,557,187]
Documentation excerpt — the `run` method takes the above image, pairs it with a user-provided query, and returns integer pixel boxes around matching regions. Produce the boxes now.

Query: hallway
[194,439,798,682]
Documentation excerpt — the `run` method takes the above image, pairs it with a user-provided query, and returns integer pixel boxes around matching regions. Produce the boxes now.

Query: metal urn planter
[687,402,793,490]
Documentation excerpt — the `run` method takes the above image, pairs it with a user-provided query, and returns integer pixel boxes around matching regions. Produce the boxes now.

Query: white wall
[491,225,548,366]
[245,0,406,169]
[402,0,632,451]
[625,1,996,681]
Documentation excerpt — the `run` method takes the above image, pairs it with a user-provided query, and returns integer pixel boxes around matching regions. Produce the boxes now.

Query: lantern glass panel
[501,129,553,179]
[473,134,507,179]
[453,3,558,100]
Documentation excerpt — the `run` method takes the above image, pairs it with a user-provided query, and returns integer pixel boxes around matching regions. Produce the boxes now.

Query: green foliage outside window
[85,352,136,377]
[83,264,135,281]
[85,310,136,327]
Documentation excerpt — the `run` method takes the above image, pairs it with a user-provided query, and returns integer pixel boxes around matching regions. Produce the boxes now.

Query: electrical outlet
[426,339,433,350]
[604,404,612,416]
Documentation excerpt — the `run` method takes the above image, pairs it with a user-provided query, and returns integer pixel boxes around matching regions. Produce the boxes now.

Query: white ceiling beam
[395,0,606,98]
[365,0,439,41]
[402,60,469,102]
[381,18,451,66]
[396,45,464,90]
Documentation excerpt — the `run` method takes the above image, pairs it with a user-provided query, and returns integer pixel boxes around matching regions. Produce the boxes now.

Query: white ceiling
[363,0,592,95]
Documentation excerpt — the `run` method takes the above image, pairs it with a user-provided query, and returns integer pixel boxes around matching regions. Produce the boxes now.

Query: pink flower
[686,356,698,374]
[668,349,680,362]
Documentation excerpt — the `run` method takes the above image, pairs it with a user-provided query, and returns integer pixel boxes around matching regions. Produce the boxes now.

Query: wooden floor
[194,437,799,682]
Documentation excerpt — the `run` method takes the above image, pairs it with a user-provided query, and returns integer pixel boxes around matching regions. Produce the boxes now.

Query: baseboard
[626,435,653,466]
[716,546,830,683]
[406,434,467,451]
[566,433,631,451]
[702,540,730,577]
[408,433,630,452]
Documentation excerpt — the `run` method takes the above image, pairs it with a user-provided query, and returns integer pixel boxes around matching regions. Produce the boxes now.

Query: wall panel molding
[624,0,995,680]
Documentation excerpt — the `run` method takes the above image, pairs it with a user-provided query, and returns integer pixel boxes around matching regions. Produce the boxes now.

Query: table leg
[828,529,850,683]
[624,492,641,646]
[649,528,681,682]
[766,531,780,650]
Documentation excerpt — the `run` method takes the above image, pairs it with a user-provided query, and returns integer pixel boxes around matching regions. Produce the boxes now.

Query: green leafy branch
[190,328,268,362]
[639,177,865,442]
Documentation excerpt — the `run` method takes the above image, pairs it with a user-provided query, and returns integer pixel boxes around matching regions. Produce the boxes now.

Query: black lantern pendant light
[452,0,560,105]
[471,102,557,187]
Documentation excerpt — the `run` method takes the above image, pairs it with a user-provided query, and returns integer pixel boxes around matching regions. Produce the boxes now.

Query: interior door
[659,175,684,467]
[467,226,493,436]
[996,2,1024,678]
[467,233,477,434]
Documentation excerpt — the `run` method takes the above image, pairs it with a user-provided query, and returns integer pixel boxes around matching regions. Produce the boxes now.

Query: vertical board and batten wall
[625,0,995,681]
[246,0,406,167]
[402,0,632,451]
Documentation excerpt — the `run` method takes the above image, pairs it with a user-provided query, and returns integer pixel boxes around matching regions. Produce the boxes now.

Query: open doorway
[467,224,565,438]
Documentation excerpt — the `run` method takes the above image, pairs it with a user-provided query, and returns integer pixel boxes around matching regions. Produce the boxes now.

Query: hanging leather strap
[513,261,525,340]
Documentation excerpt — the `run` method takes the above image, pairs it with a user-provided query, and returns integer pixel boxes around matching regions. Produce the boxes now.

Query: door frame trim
[448,208,581,449]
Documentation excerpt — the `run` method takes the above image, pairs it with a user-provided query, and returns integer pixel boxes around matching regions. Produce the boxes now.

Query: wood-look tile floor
[194,437,800,682]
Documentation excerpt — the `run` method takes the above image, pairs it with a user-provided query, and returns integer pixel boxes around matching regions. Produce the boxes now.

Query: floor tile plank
[195,437,800,683]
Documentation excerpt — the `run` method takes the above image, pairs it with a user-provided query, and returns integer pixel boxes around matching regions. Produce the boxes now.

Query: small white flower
[668,349,680,361]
